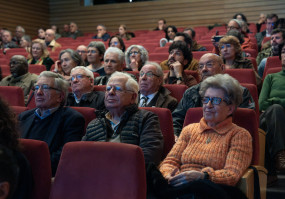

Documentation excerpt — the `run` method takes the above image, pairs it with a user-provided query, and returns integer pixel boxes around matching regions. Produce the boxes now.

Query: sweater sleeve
[159,124,193,178]
[201,129,252,186]
[259,74,273,111]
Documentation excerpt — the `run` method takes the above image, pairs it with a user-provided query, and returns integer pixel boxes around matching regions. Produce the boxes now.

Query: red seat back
[183,107,259,165]
[263,56,282,79]
[264,67,282,77]
[93,85,106,92]
[20,139,52,199]
[192,51,212,60]
[163,84,188,103]
[0,86,25,106]
[225,69,257,85]
[50,142,146,199]
[140,107,175,159]
[69,106,96,135]
[28,64,46,75]
[240,83,259,120]
[11,106,28,116]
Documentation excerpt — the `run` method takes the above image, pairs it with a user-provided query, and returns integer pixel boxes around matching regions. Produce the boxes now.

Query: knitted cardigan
[159,117,252,186]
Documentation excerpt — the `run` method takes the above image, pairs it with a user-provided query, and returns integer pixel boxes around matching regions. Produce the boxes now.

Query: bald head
[45,29,55,42]
[198,53,225,81]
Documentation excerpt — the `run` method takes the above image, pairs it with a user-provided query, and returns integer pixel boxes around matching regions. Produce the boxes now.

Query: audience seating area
[1,20,284,198]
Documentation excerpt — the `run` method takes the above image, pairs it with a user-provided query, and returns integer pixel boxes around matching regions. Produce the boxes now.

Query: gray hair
[38,71,70,106]
[87,41,106,61]
[108,71,139,103]
[71,66,94,80]
[125,45,149,67]
[104,47,125,64]
[59,49,83,66]
[21,35,31,43]
[16,26,25,33]
[199,73,243,107]
[229,19,242,29]
[97,24,106,30]
[142,61,164,85]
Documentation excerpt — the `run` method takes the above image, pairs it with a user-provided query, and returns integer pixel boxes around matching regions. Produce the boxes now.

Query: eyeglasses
[220,43,232,49]
[110,42,118,46]
[139,71,160,78]
[34,84,61,92]
[198,62,215,69]
[129,51,139,56]
[71,74,90,81]
[106,85,133,93]
[77,50,87,54]
[202,97,229,105]
[87,50,97,54]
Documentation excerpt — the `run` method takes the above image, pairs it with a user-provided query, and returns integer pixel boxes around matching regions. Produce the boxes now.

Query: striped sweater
[159,117,252,186]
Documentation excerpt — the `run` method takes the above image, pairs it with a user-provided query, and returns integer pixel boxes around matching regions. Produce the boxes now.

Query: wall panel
[49,0,285,34]
[0,0,49,37]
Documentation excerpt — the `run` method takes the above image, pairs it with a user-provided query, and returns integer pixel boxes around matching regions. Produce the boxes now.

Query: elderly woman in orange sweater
[157,74,252,199]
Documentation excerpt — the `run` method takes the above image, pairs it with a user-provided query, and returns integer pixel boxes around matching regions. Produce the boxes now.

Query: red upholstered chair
[182,107,267,199]
[154,47,169,53]
[264,67,282,77]
[261,37,271,46]
[69,106,96,135]
[240,83,260,126]
[28,64,46,74]
[246,57,258,71]
[183,107,259,164]
[243,49,258,58]
[0,86,25,106]
[20,139,52,199]
[26,90,36,109]
[140,107,175,159]
[11,106,28,116]
[225,69,257,85]
[124,70,140,81]
[163,84,188,103]
[263,56,282,79]
[192,51,211,60]
[148,53,169,63]
[50,142,146,199]
[93,85,106,92]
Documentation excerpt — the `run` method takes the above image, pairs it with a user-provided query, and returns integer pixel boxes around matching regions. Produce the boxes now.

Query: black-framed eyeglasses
[71,74,90,81]
[202,97,229,105]
[106,85,134,93]
[129,51,139,56]
[139,71,160,78]
[34,84,61,92]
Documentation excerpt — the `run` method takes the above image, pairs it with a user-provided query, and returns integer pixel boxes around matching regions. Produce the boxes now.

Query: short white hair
[108,71,139,103]
[104,47,125,64]
[71,66,94,80]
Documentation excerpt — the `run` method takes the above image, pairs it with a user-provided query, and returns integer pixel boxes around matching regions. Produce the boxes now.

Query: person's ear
[0,182,10,199]
[227,104,235,116]
[131,93,137,103]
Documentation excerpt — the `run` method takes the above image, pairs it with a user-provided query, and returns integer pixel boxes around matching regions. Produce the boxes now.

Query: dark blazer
[18,106,85,175]
[139,87,178,112]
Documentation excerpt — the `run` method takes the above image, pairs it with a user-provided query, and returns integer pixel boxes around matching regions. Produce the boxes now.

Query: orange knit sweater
[159,117,252,186]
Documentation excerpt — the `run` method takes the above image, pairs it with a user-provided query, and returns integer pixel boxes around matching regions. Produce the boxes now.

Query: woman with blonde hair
[27,39,54,71]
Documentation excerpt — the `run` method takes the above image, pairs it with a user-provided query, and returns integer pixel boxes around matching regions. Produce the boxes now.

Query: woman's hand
[129,59,139,71]
[54,60,63,73]
[168,170,204,187]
